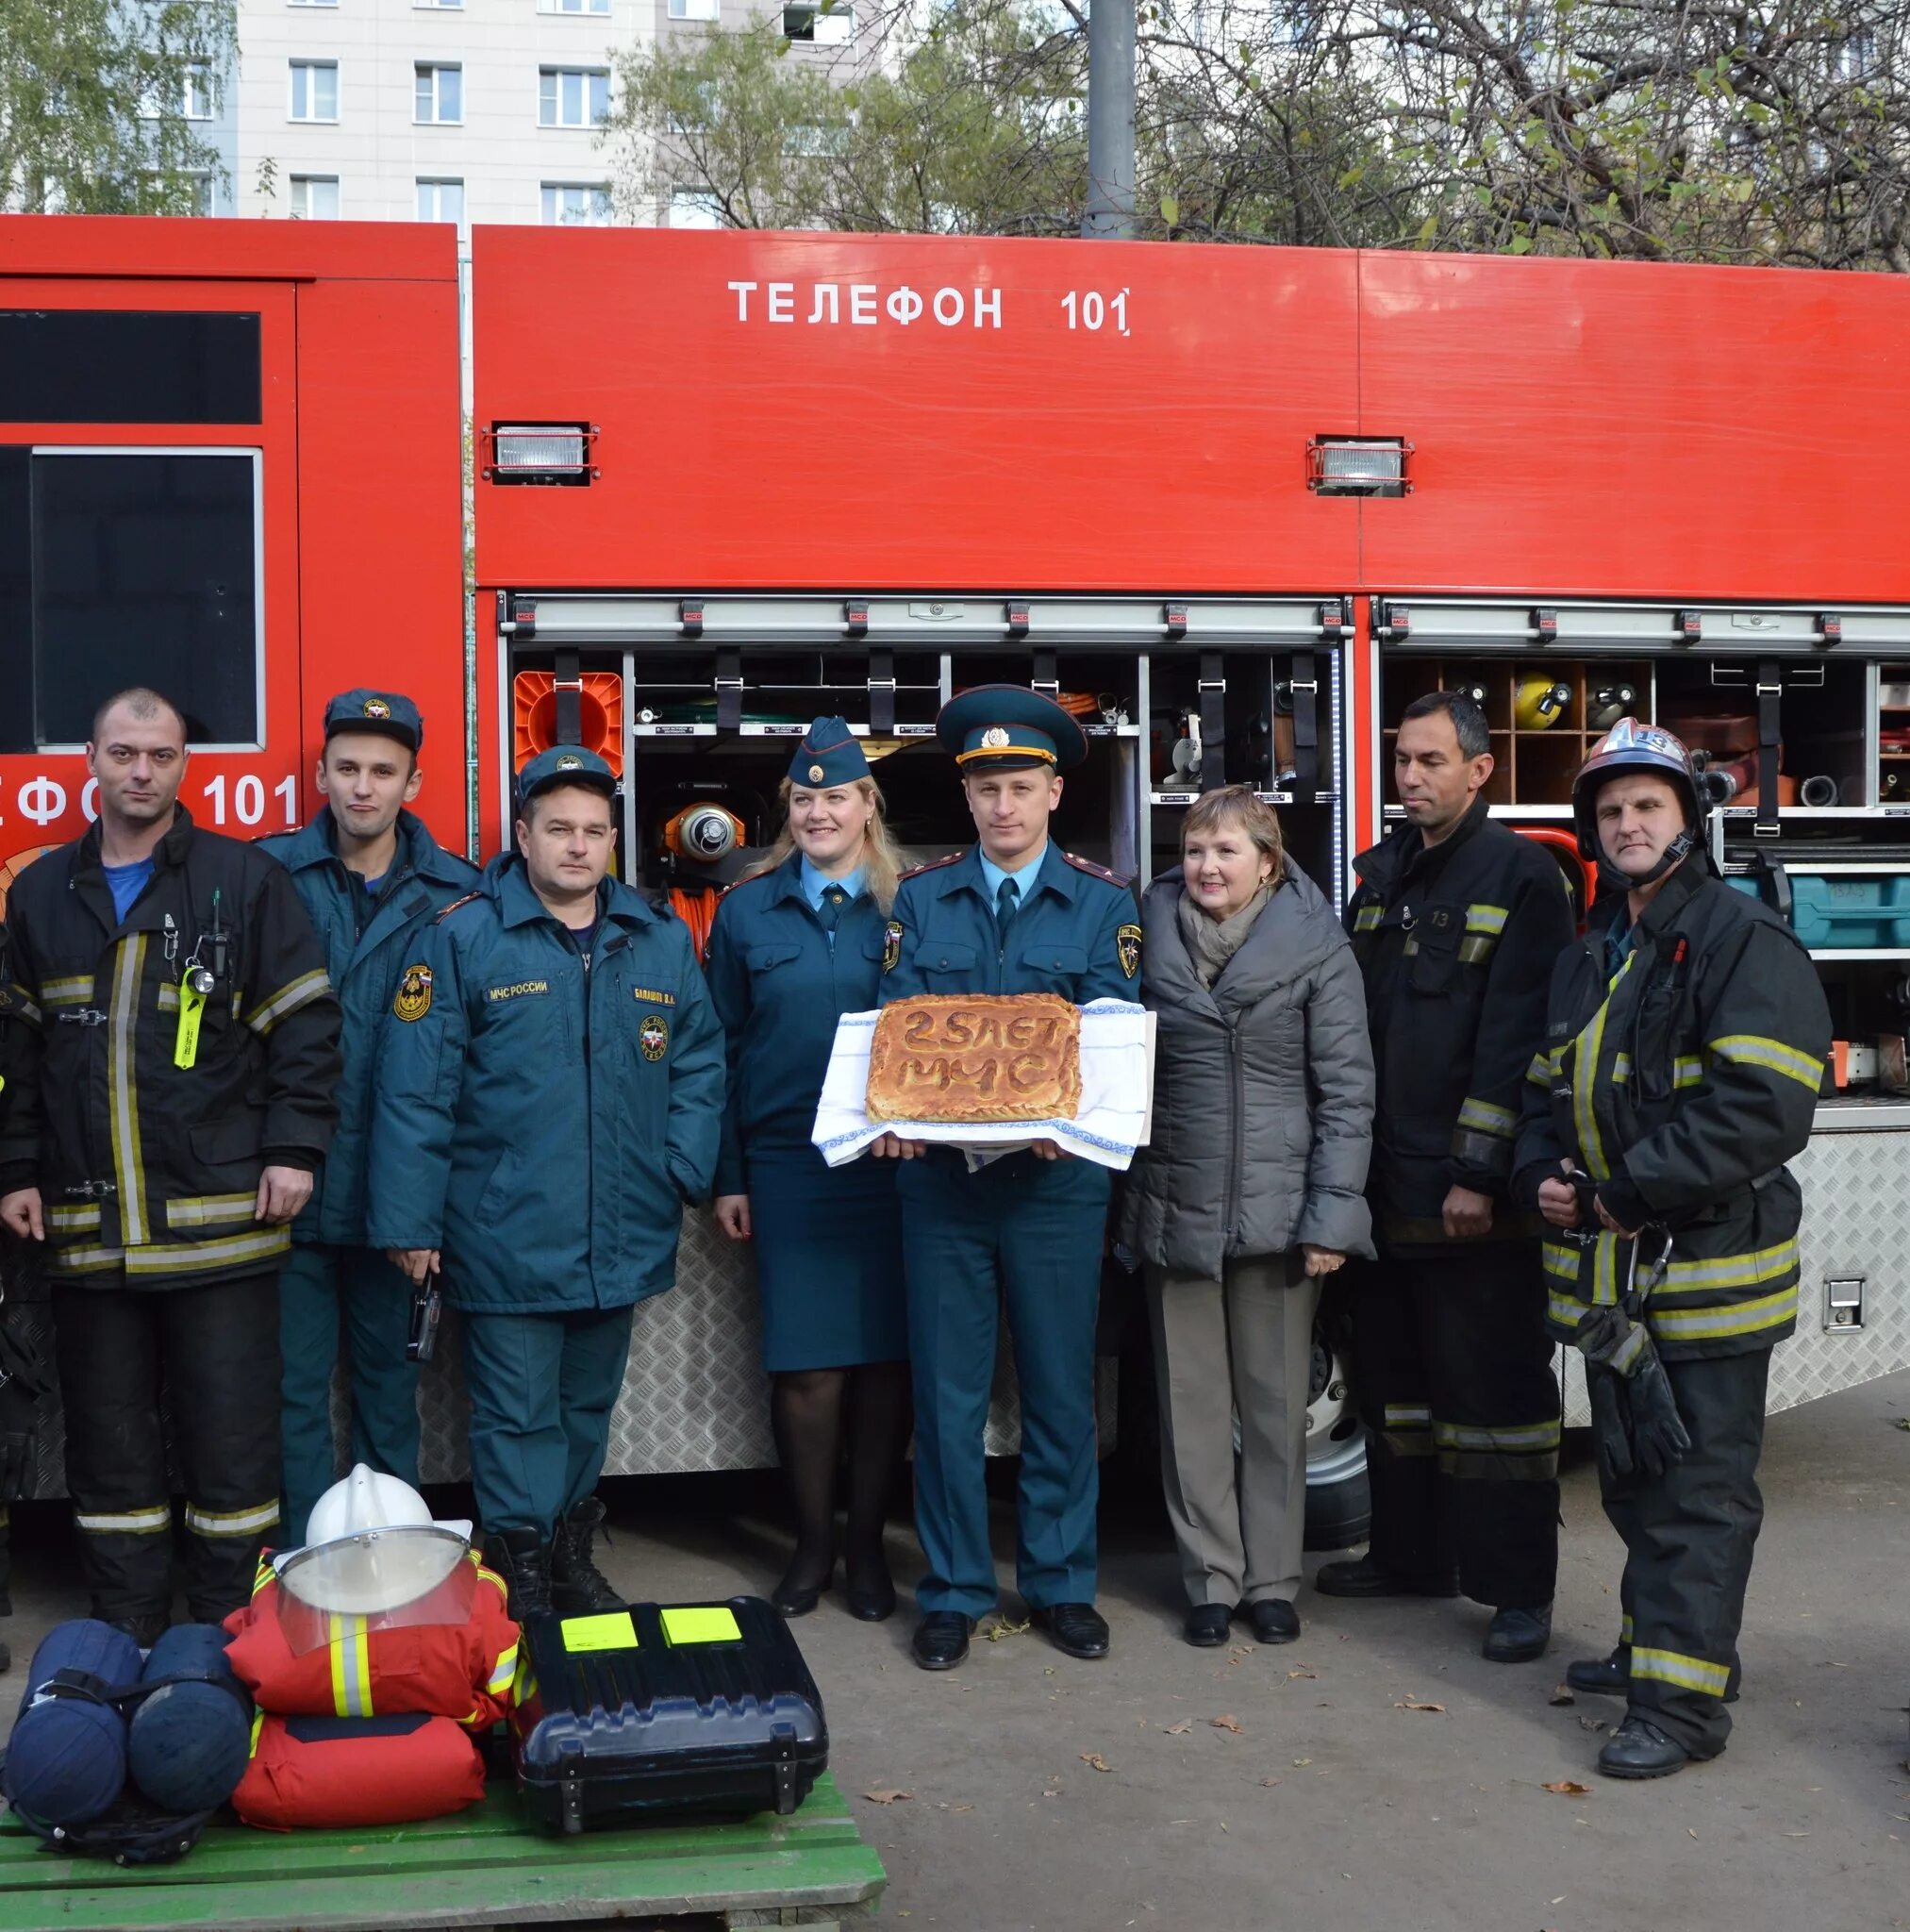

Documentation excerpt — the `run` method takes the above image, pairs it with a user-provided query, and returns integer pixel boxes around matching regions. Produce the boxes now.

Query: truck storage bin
[1730,873,1910,950]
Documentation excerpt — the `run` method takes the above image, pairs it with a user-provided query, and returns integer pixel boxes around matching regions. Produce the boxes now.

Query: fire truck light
[1307,437,1413,496]
[484,424,598,484]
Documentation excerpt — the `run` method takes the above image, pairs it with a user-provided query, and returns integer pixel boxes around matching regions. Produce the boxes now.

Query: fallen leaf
[1552,1899,1567,1907]
[1542,1781,1592,1796]
[1576,1715,1608,1733]
[1163,1720,1193,1735]
[1396,1697,1446,1712]
[1893,1416,1910,1431]
[863,1789,914,1805]
[1550,1684,1576,1706]
[982,1616,1030,1642]
[1259,1776,1283,1788]
[1287,1667,1318,1681]
[1080,1752,1114,1774]
[1688,1828,1699,1840]
[1292,1757,1312,1766]
[1211,1714,1244,1734]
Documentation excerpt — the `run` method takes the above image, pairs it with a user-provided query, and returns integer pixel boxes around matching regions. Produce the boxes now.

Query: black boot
[550,1497,625,1614]
[484,1526,553,1623]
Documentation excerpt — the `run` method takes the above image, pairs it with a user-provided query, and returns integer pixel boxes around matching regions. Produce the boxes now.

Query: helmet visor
[274,1526,476,1655]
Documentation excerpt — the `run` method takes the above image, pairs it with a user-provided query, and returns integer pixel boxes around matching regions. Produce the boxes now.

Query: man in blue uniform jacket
[260,689,479,1543]
[875,686,1139,1671]
[368,746,724,1619]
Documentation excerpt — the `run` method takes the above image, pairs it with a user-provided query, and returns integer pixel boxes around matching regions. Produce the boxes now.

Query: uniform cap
[789,716,871,790]
[517,743,617,809]
[935,684,1088,773]
[325,689,424,753]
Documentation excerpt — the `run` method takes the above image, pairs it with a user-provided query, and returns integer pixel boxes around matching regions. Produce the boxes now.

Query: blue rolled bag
[2,1618,254,1863]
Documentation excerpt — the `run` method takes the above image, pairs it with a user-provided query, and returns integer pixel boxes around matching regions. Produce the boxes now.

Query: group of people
[0,675,1830,1789]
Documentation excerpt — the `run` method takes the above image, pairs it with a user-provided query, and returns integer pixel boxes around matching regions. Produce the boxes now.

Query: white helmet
[274,1465,475,1627]
[304,1464,439,1548]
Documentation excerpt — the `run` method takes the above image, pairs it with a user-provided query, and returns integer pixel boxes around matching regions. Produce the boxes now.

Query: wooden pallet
[0,1774,884,1931]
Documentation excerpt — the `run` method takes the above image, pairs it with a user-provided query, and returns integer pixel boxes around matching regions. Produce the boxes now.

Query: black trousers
[1597,1347,1769,1757]
[1351,1241,1561,1607]
[52,1274,284,1626]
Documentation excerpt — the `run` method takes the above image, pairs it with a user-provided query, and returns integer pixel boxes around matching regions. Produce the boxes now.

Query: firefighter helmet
[1571,719,1702,880]
[279,1465,474,1624]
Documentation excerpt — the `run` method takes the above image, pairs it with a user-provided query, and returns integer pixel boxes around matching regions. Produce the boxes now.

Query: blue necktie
[816,886,849,934]
[995,874,1020,941]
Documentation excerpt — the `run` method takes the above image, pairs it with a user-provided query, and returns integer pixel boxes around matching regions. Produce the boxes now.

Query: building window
[415,0,464,8]
[289,0,338,8]
[539,67,610,127]
[289,60,339,123]
[141,63,216,121]
[670,188,722,228]
[416,177,465,228]
[783,1,853,42]
[289,175,340,219]
[541,0,611,10]
[540,182,612,225]
[669,0,721,18]
[186,173,214,217]
[415,63,463,124]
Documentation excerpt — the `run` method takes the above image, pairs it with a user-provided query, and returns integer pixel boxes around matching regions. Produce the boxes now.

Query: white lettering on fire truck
[729,280,1005,329]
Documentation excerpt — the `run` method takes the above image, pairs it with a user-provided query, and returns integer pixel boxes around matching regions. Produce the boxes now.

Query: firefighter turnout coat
[1345,797,1575,1251]
[0,811,340,1287]
[1513,857,1831,1359]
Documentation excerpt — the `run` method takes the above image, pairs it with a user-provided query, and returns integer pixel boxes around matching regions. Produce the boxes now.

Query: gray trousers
[1145,1254,1322,1607]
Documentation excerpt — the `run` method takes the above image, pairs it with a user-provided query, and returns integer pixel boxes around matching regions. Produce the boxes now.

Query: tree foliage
[607,0,1910,268]
[0,0,237,216]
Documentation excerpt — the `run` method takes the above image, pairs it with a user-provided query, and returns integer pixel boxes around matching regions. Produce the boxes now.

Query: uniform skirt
[747,1145,908,1372]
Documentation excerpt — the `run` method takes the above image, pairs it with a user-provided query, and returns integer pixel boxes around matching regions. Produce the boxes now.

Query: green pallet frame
[0,1774,884,1931]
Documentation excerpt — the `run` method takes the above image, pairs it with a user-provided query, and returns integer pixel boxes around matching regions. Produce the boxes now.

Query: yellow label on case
[174,983,207,1070]
[559,1611,639,1654]
[660,1606,742,1646]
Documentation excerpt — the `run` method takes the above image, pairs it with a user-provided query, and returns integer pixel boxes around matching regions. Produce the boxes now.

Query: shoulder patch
[436,892,482,924]
[1063,851,1131,888]
[899,852,967,881]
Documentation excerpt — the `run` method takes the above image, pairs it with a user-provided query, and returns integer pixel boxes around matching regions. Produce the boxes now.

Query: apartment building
[229,0,859,230]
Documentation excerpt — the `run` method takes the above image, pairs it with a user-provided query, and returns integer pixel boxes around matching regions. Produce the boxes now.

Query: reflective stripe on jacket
[1513,858,1830,1360]
[0,810,340,1287]
[1345,799,1574,1251]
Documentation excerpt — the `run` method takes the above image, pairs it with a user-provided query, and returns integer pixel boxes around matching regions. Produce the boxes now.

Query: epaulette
[1063,851,1131,888]
[900,852,967,880]
[716,866,779,901]
[435,891,482,924]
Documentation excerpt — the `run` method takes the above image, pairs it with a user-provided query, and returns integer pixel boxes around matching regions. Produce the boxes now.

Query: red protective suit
[232,1712,487,1831]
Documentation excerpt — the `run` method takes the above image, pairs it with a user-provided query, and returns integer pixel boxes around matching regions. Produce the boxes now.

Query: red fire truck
[5,217,1907,1530]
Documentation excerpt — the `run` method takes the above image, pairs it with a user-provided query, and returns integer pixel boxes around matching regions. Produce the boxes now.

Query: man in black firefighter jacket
[0,689,340,1640]
[1514,721,1829,1779]
[1328,691,1574,1664]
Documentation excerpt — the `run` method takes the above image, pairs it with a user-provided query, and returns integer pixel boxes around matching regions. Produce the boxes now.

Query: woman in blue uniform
[707,720,911,1621]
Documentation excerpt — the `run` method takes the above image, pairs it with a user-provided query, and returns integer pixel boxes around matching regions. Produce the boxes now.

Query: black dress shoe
[1184,1604,1231,1647]
[1566,1649,1631,1696]
[1314,1555,1459,1599]
[845,1562,898,1623]
[771,1560,833,1618]
[911,1610,973,1671]
[1031,1602,1110,1659]
[1246,1599,1301,1644]
[1597,1714,1693,1780]
[1483,1602,1553,1663]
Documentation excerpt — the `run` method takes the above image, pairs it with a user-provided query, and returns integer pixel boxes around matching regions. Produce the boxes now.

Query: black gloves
[1578,1297,1690,1483]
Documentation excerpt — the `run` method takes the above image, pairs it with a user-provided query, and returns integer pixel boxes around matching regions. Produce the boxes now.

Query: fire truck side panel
[1355,251,1910,602]
[468,228,1365,596]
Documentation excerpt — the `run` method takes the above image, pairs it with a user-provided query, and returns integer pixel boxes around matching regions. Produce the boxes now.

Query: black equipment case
[509,1596,829,1834]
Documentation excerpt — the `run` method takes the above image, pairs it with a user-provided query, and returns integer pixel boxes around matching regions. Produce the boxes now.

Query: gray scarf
[1175,878,1275,988]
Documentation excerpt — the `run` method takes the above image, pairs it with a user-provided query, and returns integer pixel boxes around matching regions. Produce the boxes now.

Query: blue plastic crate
[1731,872,1910,949]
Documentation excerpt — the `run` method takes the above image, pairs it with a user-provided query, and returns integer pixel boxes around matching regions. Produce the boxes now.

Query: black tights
[771,1361,912,1593]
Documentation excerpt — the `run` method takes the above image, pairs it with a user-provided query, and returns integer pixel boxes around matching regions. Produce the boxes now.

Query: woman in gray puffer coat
[1118,787,1374,1650]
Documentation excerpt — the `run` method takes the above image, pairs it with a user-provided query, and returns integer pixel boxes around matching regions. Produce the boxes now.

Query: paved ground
[2,1367,1905,1932]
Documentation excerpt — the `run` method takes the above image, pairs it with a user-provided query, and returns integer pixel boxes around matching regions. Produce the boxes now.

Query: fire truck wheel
[1303,1341,1372,1554]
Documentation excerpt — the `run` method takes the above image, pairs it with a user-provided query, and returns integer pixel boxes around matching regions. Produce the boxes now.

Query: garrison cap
[517,744,617,809]
[789,717,871,790]
[936,684,1087,774]
[325,689,424,753]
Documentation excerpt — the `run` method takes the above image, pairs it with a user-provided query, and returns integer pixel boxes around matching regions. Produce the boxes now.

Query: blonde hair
[744,774,904,912]
[1181,785,1286,883]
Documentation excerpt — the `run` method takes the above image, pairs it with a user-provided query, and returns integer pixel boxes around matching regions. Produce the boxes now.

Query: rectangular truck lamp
[1307,436,1413,497]
[484,423,598,485]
